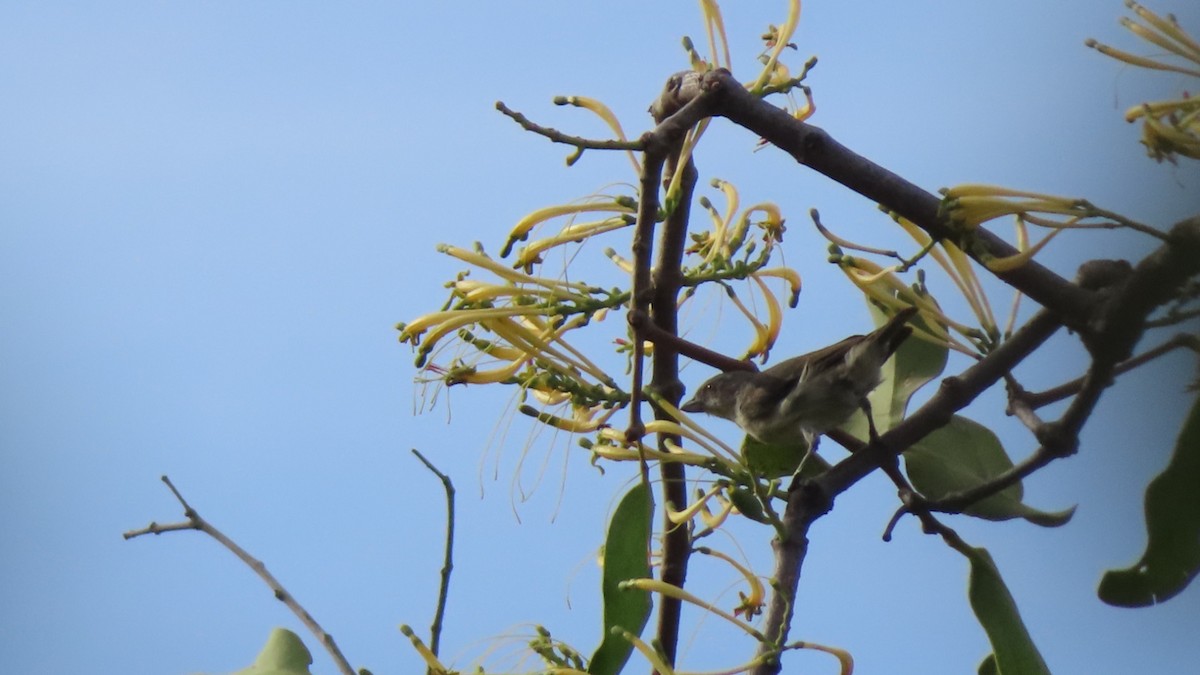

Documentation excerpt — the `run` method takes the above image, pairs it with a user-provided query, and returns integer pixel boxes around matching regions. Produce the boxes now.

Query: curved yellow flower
[503,202,636,258]
[697,546,766,620]
[555,96,641,175]
[621,578,764,640]
[748,0,801,95]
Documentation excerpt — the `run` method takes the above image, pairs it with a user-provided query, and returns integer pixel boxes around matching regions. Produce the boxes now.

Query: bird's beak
[679,396,703,413]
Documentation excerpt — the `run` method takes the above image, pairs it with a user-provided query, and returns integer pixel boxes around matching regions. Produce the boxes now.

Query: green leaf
[740,434,828,479]
[232,628,313,675]
[1099,393,1200,607]
[977,653,998,675]
[959,545,1051,675]
[904,415,1075,527]
[588,482,653,675]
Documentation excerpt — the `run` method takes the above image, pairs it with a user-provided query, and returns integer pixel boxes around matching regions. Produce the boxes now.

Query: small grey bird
[680,307,919,448]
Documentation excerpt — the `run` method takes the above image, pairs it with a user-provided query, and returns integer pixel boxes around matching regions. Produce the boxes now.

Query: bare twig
[124,476,357,675]
[629,310,754,374]
[411,449,455,667]
[687,69,1100,329]
[495,101,643,153]
[1021,333,1200,409]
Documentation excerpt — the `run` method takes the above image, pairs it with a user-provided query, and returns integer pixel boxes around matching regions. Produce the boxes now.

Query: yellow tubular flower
[399,306,542,347]
[504,202,636,257]
[931,238,996,333]
[713,178,740,253]
[943,184,1077,200]
[1085,38,1200,77]
[557,96,641,175]
[749,0,801,94]
[645,418,741,464]
[460,331,526,361]
[984,218,1065,273]
[1143,113,1200,159]
[621,579,764,641]
[520,314,615,387]
[1126,1,1200,63]
[893,216,978,308]
[589,437,714,467]
[452,282,560,305]
[485,316,572,371]
[697,487,735,533]
[666,484,723,525]
[438,244,594,294]
[447,358,528,385]
[793,85,816,122]
[517,405,607,434]
[733,202,785,245]
[754,266,802,307]
[839,259,976,350]
[786,642,855,675]
[642,398,742,465]
[696,546,766,619]
[697,0,732,70]
[603,246,635,274]
[615,628,675,675]
[514,216,634,270]
[399,625,451,674]
[750,274,783,358]
[719,283,770,360]
[1121,17,1197,62]
[664,119,711,208]
[1126,98,1200,122]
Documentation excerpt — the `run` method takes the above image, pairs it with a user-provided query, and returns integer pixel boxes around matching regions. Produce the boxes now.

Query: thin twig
[411,449,455,666]
[124,476,357,675]
[630,311,754,374]
[495,101,644,153]
[693,69,1100,328]
[1021,333,1200,408]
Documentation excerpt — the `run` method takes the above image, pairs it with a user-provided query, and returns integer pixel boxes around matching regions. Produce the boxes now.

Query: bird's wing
[763,336,861,379]
[739,373,800,422]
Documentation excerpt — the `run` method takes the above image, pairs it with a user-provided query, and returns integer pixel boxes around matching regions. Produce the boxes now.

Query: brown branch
[411,449,455,667]
[1087,216,1200,366]
[629,310,755,374]
[647,152,698,668]
[124,476,357,675]
[688,69,1099,329]
[495,101,643,153]
[625,71,726,672]
[912,222,1200,515]
[751,479,824,675]
[1021,333,1200,409]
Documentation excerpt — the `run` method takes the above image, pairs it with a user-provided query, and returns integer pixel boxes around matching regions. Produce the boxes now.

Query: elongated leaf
[233,628,313,675]
[959,546,1050,675]
[740,434,827,479]
[904,415,1074,526]
[588,482,653,675]
[1099,393,1200,607]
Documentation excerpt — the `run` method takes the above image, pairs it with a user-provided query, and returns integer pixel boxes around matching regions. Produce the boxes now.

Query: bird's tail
[873,305,920,357]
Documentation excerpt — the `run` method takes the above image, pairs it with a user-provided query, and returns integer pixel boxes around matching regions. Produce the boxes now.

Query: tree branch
[411,449,455,667]
[1020,332,1200,409]
[691,69,1099,328]
[124,476,357,675]
[495,101,644,152]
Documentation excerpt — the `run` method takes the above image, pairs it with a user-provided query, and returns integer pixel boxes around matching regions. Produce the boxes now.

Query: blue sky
[3,2,1199,674]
